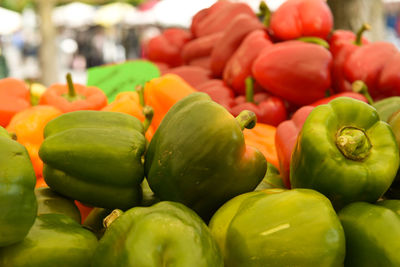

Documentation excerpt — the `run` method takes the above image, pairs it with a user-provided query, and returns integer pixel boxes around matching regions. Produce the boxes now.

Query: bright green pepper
[145,92,267,220]
[209,188,345,267]
[39,110,146,210]
[0,126,37,247]
[0,213,98,267]
[338,201,400,266]
[373,96,400,122]
[291,97,399,209]
[386,111,400,199]
[91,201,223,267]
[35,187,81,223]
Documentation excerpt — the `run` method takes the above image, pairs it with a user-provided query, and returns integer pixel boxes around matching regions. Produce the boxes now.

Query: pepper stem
[236,110,257,130]
[257,1,271,27]
[336,126,372,161]
[66,73,77,98]
[352,80,373,105]
[142,105,154,133]
[245,76,254,103]
[355,23,371,46]
[103,209,123,229]
[136,84,145,107]
[297,37,330,49]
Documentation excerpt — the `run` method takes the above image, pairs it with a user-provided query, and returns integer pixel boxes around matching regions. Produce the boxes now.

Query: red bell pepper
[252,40,332,106]
[162,65,212,88]
[181,32,223,65]
[146,28,192,67]
[269,0,333,41]
[0,78,31,127]
[329,24,370,92]
[188,57,212,70]
[275,105,314,188]
[195,79,235,110]
[193,2,256,38]
[378,53,400,98]
[344,42,399,100]
[223,29,273,95]
[230,77,287,126]
[210,14,265,78]
[39,73,107,113]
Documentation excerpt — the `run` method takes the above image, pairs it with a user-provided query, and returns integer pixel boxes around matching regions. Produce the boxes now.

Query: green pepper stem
[355,23,371,46]
[103,209,123,229]
[257,1,271,27]
[352,80,373,105]
[142,105,154,133]
[236,110,257,130]
[297,37,330,49]
[336,126,372,161]
[245,76,255,103]
[136,85,145,107]
[66,73,77,98]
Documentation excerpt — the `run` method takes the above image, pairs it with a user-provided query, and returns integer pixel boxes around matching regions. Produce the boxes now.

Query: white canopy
[0,7,22,35]
[52,2,96,28]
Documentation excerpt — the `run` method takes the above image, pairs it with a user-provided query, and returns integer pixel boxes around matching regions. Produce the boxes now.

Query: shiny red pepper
[252,40,332,106]
[146,28,192,67]
[378,53,400,98]
[195,79,235,110]
[181,32,223,65]
[344,42,399,100]
[162,66,212,88]
[223,29,272,95]
[210,13,264,78]
[269,0,333,41]
[230,77,287,126]
[275,105,314,188]
[329,24,370,93]
[192,2,255,38]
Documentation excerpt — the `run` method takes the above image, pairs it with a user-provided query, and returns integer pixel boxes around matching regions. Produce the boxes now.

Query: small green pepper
[0,126,37,247]
[39,110,146,210]
[91,201,223,267]
[291,97,399,209]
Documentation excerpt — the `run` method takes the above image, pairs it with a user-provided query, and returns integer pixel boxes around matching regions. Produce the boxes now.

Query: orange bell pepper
[0,78,31,127]
[102,91,155,140]
[243,122,279,170]
[144,74,196,129]
[6,105,62,179]
[39,73,107,113]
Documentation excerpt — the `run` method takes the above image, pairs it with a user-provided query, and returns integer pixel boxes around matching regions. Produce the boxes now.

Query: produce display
[2,0,400,266]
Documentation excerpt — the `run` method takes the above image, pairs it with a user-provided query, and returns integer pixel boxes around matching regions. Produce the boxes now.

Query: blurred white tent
[124,8,157,26]
[52,2,96,28]
[94,2,137,27]
[0,7,22,35]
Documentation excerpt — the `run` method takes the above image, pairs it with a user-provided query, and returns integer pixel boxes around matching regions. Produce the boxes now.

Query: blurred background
[0,0,398,86]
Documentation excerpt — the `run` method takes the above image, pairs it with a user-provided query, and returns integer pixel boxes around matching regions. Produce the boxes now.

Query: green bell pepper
[386,111,400,198]
[35,187,81,223]
[0,126,37,247]
[209,188,345,267]
[338,201,400,266]
[39,110,146,210]
[373,96,400,122]
[145,92,267,219]
[82,207,112,239]
[91,201,223,267]
[0,213,98,267]
[291,97,399,209]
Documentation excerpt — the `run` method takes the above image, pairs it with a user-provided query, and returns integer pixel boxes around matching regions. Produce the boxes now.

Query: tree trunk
[327,0,385,41]
[37,0,58,86]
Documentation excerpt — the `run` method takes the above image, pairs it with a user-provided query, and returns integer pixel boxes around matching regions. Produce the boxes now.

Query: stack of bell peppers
[2,0,400,265]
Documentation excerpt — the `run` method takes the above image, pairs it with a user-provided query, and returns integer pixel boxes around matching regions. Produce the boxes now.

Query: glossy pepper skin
[252,41,332,106]
[223,29,272,95]
[0,213,98,267]
[0,78,31,127]
[230,77,287,126]
[209,189,345,267]
[39,74,107,113]
[210,14,265,78]
[338,201,400,267]
[269,0,333,41]
[39,110,146,210]
[196,79,235,110]
[92,201,223,267]
[291,97,399,209]
[0,126,37,247]
[181,32,222,65]
[145,93,267,220]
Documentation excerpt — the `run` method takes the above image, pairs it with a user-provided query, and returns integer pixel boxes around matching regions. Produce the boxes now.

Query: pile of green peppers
[1,93,400,266]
